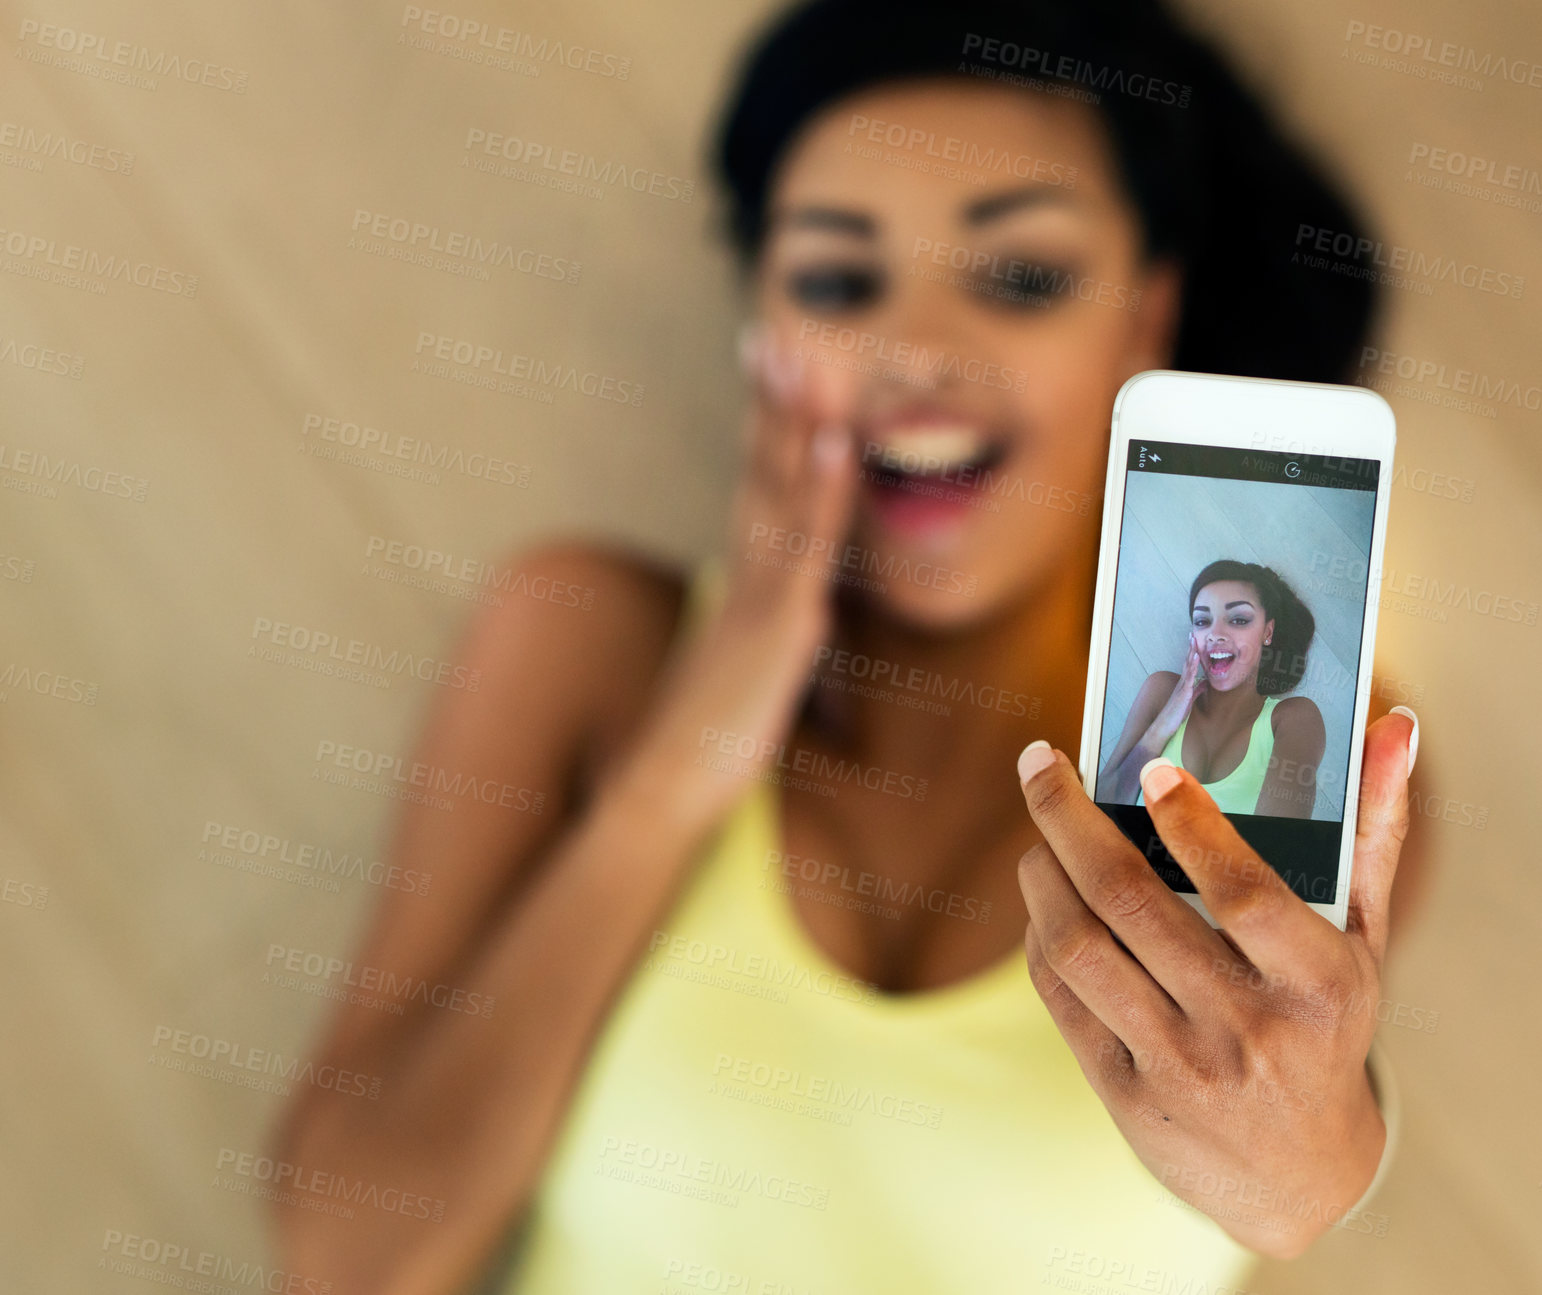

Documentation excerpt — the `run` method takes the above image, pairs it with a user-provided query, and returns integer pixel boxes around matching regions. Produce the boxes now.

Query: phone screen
[1094,439,1379,904]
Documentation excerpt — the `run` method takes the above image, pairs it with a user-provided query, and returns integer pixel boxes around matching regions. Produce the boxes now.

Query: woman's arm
[1098,670,1180,801]
[271,338,864,1295]
[1254,695,1326,818]
[269,543,699,1293]
[295,544,687,1075]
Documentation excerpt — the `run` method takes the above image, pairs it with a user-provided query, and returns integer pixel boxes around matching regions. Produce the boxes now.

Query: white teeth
[1208,652,1234,661]
[873,424,989,470]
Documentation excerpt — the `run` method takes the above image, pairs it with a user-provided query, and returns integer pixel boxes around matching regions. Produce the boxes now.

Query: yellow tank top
[1136,696,1282,815]
[497,560,1257,1294]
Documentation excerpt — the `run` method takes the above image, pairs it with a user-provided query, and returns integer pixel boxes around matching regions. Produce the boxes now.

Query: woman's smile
[856,406,1014,540]
[1203,645,1238,682]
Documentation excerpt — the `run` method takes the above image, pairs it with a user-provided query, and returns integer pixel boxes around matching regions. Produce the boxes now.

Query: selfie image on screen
[1094,442,1378,902]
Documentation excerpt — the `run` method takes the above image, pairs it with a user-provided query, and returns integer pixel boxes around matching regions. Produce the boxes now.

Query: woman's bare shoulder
[471,539,694,789]
[495,538,690,628]
[1271,694,1324,732]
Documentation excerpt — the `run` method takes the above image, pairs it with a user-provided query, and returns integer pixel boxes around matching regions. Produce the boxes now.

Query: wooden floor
[1,1,1538,1292]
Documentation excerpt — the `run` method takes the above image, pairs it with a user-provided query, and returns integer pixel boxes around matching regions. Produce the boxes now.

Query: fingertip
[763,339,805,406]
[1140,756,1182,803]
[813,422,850,470]
[1388,705,1419,776]
[1017,740,1054,785]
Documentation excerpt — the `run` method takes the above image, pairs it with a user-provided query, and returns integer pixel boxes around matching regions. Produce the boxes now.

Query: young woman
[1100,561,1326,817]
[272,2,1423,1291]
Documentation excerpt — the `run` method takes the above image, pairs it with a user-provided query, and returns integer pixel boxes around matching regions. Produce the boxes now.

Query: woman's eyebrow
[963,184,1078,226]
[768,205,875,238]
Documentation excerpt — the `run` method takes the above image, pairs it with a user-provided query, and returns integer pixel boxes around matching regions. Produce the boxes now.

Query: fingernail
[1140,756,1182,802]
[765,346,805,404]
[1389,706,1419,775]
[813,422,847,467]
[1017,740,1054,784]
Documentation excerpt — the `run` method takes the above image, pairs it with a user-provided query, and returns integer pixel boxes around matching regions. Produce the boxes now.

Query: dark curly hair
[712,0,1381,382]
[1188,560,1315,696]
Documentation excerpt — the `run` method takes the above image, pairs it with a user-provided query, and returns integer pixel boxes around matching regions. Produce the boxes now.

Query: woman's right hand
[1142,636,1208,751]
[615,324,862,822]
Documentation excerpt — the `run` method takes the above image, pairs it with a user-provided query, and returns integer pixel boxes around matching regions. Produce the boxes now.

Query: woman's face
[756,78,1181,628]
[1189,580,1274,692]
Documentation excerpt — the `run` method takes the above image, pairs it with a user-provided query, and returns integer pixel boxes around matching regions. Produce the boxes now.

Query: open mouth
[1205,650,1236,679]
[863,424,1009,511]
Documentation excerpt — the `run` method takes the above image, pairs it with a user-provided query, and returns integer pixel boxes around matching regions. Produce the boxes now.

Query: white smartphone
[1078,370,1395,931]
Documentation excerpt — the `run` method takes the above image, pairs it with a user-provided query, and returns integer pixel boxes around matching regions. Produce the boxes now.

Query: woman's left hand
[1013,712,1416,1258]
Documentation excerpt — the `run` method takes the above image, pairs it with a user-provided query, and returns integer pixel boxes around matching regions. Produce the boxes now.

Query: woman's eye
[969,261,1076,310]
[784,266,883,311]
